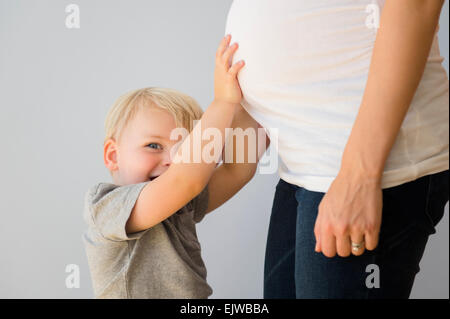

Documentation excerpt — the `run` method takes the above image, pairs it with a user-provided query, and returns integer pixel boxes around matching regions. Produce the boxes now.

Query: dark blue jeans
[264,170,449,299]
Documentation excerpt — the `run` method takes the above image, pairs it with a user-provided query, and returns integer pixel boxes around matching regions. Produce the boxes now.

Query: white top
[225,0,449,192]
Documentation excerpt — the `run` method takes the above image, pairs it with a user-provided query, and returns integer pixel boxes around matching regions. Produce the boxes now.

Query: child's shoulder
[83,181,150,241]
[85,181,148,204]
[83,181,150,222]
[83,183,114,214]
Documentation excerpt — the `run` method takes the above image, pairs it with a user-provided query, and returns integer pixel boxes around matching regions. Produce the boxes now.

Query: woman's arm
[340,0,444,179]
[315,0,445,258]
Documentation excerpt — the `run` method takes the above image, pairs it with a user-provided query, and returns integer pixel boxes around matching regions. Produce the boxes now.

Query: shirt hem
[279,152,449,193]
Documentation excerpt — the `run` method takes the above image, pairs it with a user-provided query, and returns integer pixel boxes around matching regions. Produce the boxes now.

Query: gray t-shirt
[82,181,213,299]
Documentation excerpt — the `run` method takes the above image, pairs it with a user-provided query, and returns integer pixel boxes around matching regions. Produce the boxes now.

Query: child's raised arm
[126,35,245,234]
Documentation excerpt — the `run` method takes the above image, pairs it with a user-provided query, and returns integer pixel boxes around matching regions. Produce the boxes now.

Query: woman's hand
[314,171,383,257]
[214,34,245,104]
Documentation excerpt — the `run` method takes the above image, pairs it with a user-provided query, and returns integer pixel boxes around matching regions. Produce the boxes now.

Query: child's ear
[103,139,118,171]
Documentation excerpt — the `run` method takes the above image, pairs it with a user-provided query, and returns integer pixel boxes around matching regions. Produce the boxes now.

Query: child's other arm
[126,35,245,234]
[203,104,270,214]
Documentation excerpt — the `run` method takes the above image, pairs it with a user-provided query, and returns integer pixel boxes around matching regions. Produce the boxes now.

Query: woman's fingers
[350,232,365,256]
[321,229,337,258]
[314,216,322,252]
[315,238,322,253]
[364,229,379,251]
[314,232,322,252]
[216,34,231,60]
[336,235,352,257]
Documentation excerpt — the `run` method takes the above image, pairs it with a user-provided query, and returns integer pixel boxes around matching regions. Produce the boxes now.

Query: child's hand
[214,34,245,104]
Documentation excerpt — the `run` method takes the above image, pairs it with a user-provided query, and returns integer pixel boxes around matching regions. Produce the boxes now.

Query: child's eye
[147,143,162,150]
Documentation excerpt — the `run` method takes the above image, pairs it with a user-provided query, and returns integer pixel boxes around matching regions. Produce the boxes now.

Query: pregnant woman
[225,0,449,298]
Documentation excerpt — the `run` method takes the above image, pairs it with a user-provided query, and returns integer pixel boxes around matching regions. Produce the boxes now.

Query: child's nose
[161,152,172,166]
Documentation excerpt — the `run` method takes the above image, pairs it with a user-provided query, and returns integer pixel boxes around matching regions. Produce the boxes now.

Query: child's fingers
[216,34,231,60]
[228,60,245,77]
[222,42,239,67]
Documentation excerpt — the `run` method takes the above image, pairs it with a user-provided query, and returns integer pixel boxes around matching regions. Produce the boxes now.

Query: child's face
[105,106,182,186]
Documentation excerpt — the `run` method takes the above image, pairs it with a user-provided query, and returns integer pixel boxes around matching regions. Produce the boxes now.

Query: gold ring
[351,241,364,251]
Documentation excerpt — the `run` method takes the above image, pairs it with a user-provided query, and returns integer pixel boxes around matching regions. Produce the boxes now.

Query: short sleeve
[83,181,150,241]
[191,184,210,223]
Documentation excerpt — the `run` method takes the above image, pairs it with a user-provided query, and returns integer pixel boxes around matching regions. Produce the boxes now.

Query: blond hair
[104,87,204,144]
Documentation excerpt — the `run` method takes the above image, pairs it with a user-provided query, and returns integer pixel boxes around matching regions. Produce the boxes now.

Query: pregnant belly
[225,0,378,86]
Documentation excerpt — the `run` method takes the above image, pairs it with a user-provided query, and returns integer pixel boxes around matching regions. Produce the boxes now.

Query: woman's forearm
[340,0,444,180]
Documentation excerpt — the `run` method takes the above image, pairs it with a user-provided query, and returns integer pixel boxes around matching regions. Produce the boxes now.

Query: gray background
[0,0,448,299]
